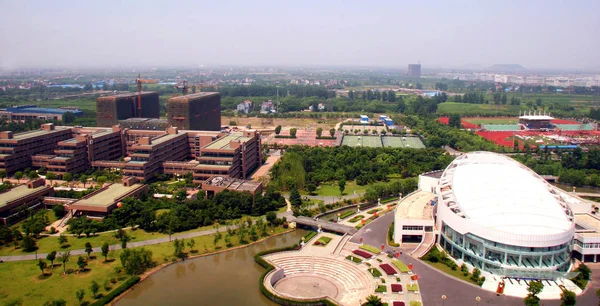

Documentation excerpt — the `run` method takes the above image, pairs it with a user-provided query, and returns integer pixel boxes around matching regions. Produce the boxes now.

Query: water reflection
[117,230,306,306]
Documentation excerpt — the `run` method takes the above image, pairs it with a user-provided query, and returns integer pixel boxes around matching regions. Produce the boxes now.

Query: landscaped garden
[407,283,419,291]
[339,210,355,219]
[375,285,387,293]
[392,259,410,273]
[348,215,365,223]
[353,249,373,259]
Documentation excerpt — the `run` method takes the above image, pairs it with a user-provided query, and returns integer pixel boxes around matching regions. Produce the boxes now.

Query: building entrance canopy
[487,267,579,280]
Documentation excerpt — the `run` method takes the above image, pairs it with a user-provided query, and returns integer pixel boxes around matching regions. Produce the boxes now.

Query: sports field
[342,124,387,132]
[342,135,382,147]
[382,136,425,148]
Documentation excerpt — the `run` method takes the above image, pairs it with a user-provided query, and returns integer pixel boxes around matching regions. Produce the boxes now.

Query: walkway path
[0,210,293,263]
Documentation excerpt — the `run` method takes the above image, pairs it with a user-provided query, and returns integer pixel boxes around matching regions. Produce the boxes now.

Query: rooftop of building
[440,151,572,235]
[0,185,49,208]
[132,133,183,148]
[168,92,219,101]
[395,190,436,220]
[5,106,83,115]
[203,176,261,192]
[99,91,157,99]
[203,132,252,150]
[7,126,70,141]
[574,214,600,237]
[519,115,555,121]
[73,183,143,208]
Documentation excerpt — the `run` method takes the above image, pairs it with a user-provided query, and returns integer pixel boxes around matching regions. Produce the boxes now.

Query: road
[351,211,600,306]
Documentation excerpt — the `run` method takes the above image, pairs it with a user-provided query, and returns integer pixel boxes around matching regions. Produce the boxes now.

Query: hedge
[392,259,410,273]
[301,231,317,243]
[340,210,355,219]
[345,255,363,263]
[275,135,297,139]
[348,215,364,223]
[89,276,140,306]
[315,136,335,140]
[369,268,383,278]
[254,244,339,306]
[360,244,381,254]
[407,283,419,291]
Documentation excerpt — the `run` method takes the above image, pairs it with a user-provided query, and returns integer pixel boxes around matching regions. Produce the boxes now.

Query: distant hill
[485,64,527,72]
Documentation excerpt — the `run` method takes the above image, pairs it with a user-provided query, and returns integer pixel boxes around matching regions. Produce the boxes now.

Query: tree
[577,263,591,280]
[338,179,346,195]
[62,172,72,182]
[28,170,38,180]
[96,176,107,186]
[289,128,297,138]
[266,211,277,225]
[79,175,88,188]
[85,242,93,258]
[274,125,282,135]
[62,111,76,123]
[289,186,302,207]
[0,170,6,182]
[187,238,195,253]
[174,238,186,260]
[560,289,576,306]
[120,248,154,275]
[90,280,100,298]
[101,242,109,261]
[316,127,323,138]
[58,234,68,247]
[46,251,57,267]
[58,251,71,274]
[46,172,56,185]
[21,235,37,252]
[364,294,383,306]
[52,205,65,219]
[524,280,544,306]
[77,256,87,271]
[37,259,47,275]
[329,128,335,137]
[120,233,130,249]
[43,299,67,306]
[14,171,23,183]
[448,114,462,128]
[524,295,540,306]
[75,289,85,305]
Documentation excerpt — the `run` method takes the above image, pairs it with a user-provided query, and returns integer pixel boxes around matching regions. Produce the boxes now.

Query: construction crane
[174,80,188,95]
[136,73,157,117]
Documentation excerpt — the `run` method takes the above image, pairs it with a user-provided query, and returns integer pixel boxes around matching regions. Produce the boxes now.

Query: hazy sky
[1,0,599,70]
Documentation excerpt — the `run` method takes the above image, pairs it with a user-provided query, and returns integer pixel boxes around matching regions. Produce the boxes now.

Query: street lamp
[475,296,481,305]
[441,294,447,306]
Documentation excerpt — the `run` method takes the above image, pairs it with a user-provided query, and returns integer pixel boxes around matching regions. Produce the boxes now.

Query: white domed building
[435,152,575,278]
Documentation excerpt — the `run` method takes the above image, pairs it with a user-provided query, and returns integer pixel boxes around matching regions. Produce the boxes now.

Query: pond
[117,229,306,306]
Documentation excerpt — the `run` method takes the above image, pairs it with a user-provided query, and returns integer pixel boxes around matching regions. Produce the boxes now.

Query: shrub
[89,276,140,306]
[369,268,383,277]
[360,244,381,254]
[345,255,363,263]
[375,285,387,293]
[340,210,355,219]
[348,215,365,223]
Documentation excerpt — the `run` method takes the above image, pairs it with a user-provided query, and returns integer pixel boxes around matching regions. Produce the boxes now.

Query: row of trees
[347,90,398,102]
[219,85,333,99]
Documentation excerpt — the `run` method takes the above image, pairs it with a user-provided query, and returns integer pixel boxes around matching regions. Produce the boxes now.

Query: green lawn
[348,215,364,223]
[375,285,387,293]
[463,117,519,125]
[0,226,287,306]
[345,255,363,263]
[315,236,332,246]
[369,268,383,277]
[360,244,381,254]
[392,259,410,273]
[309,180,367,196]
[437,102,522,116]
[407,284,419,291]
[422,260,479,286]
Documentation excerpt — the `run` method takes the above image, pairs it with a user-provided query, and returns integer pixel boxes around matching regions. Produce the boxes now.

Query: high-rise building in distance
[167,92,221,131]
[408,64,421,78]
[96,92,160,127]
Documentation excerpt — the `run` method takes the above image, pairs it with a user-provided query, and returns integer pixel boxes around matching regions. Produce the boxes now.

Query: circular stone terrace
[262,232,423,306]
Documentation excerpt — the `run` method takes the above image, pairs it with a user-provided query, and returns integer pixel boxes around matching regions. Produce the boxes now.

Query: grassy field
[0,226,287,306]
[7,98,97,112]
[309,180,367,196]
[0,216,244,256]
[422,260,479,286]
[437,102,522,115]
[463,117,519,125]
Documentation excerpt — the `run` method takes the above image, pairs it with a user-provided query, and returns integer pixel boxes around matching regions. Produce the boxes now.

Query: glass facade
[440,222,571,275]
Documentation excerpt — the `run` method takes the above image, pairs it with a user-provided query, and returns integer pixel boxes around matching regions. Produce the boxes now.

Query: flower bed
[407,284,419,291]
[360,244,381,254]
[369,268,383,277]
[391,284,403,292]
[375,285,387,293]
[348,215,364,223]
[353,249,373,259]
[392,259,410,273]
[410,302,422,306]
[314,236,332,246]
[393,301,406,306]
[380,263,398,275]
[345,255,363,263]
[367,208,382,214]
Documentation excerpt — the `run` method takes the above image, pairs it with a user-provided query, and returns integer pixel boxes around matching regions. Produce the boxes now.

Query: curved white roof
[441,152,572,236]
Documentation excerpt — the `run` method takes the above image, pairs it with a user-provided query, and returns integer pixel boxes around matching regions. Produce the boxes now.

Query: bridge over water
[294,216,358,235]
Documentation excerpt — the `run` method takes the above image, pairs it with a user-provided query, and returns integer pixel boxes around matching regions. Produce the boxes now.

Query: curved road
[351,211,599,306]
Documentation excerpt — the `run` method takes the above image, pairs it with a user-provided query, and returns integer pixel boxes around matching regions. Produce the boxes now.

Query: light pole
[475,296,481,306]
[441,294,447,306]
